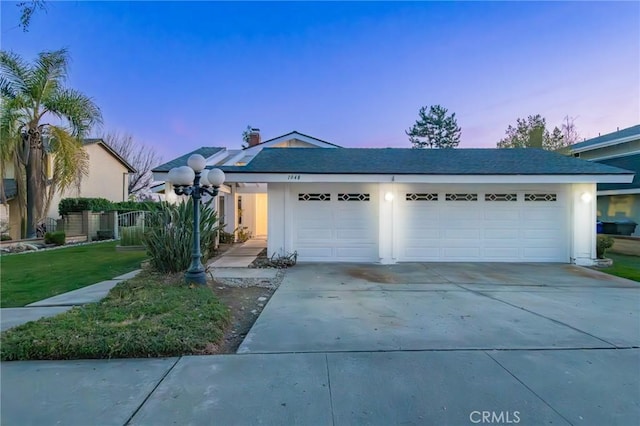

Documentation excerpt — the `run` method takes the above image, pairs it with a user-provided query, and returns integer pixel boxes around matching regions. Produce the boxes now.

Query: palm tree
[0,48,102,238]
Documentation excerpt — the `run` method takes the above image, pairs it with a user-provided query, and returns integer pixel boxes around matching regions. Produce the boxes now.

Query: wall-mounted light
[581,192,593,203]
[385,192,394,202]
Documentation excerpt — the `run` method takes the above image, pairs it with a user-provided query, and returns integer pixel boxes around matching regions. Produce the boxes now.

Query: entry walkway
[208,238,266,268]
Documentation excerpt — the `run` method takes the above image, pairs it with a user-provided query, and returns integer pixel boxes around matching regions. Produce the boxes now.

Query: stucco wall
[47,143,130,218]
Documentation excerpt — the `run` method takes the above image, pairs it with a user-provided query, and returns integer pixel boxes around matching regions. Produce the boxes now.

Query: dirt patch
[210,284,275,353]
[346,267,398,284]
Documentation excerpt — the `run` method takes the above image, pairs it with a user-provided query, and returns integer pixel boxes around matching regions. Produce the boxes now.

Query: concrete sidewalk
[1,349,638,425]
[0,269,142,332]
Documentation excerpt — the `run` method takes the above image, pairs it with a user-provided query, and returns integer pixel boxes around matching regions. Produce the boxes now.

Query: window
[338,193,370,201]
[445,193,478,201]
[524,193,557,202]
[485,193,517,202]
[298,193,331,201]
[406,193,438,201]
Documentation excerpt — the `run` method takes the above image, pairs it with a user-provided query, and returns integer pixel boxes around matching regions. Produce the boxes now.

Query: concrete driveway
[239,262,639,353]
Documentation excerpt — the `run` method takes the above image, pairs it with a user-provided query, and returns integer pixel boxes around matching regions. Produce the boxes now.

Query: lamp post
[167,154,226,285]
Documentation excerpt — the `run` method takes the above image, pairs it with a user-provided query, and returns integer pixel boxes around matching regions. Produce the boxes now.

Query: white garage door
[293,184,378,262]
[397,184,569,262]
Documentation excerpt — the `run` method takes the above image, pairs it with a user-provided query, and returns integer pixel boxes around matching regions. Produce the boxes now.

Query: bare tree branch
[101,131,162,200]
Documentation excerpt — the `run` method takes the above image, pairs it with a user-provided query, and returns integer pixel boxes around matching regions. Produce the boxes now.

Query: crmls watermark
[469,411,521,424]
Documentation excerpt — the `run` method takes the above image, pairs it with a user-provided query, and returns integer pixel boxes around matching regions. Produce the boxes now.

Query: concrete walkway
[208,238,265,268]
[0,269,141,332]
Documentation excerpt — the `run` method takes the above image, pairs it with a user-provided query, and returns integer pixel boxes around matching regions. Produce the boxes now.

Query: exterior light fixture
[385,192,394,202]
[581,192,593,203]
[168,154,225,285]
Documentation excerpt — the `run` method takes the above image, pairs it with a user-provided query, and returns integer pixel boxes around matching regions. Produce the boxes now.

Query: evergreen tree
[406,105,461,149]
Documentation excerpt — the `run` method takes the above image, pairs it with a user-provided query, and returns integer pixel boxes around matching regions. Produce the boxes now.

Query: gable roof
[596,153,640,191]
[83,139,137,172]
[568,124,640,153]
[152,147,225,172]
[220,148,634,176]
[251,131,342,148]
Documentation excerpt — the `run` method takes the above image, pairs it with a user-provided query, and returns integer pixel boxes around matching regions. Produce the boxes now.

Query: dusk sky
[1,1,638,162]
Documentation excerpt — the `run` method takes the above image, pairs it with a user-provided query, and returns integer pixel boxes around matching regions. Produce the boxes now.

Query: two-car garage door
[291,183,569,263]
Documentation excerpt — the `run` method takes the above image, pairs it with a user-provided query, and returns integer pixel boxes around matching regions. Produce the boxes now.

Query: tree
[497,114,572,151]
[561,115,580,146]
[406,105,461,149]
[0,49,102,238]
[241,124,252,149]
[101,131,162,200]
[17,1,47,31]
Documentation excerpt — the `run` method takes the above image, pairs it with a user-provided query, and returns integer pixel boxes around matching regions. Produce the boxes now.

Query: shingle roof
[153,147,225,172]
[568,124,640,152]
[2,179,17,200]
[220,148,634,175]
[596,153,640,191]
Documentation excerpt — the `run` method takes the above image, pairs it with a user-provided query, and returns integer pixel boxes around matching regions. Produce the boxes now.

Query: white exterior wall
[267,183,289,257]
[570,183,597,265]
[267,181,600,265]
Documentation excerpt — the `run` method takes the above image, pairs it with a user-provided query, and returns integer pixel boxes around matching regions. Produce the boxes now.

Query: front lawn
[1,241,147,307]
[600,253,640,282]
[1,271,230,360]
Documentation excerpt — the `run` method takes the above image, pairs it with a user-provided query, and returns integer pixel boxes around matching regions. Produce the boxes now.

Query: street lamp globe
[207,168,226,187]
[187,154,207,172]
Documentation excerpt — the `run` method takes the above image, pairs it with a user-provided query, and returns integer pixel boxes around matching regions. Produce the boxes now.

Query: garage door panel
[399,185,568,262]
[294,184,378,262]
[443,247,481,258]
[483,229,520,239]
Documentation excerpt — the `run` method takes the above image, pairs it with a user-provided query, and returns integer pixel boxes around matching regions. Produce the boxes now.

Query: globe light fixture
[168,155,226,285]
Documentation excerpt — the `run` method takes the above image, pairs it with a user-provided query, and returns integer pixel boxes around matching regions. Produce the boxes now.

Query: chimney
[249,128,261,147]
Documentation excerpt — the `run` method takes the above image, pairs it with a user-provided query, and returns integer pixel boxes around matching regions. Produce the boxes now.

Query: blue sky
[1,1,638,162]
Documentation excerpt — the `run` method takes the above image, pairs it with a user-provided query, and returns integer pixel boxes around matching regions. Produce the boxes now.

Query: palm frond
[31,49,68,105]
[43,88,102,137]
[47,125,89,192]
[0,50,33,98]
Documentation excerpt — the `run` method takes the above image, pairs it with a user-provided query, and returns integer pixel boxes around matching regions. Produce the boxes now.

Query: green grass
[600,253,640,282]
[0,241,147,308]
[0,272,230,360]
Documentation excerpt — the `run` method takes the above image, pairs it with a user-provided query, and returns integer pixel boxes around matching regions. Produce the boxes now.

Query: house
[1,138,135,240]
[567,124,640,236]
[153,130,634,266]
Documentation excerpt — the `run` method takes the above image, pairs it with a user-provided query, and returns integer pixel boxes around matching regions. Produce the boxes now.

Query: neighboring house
[1,138,136,240]
[154,129,634,266]
[567,124,640,236]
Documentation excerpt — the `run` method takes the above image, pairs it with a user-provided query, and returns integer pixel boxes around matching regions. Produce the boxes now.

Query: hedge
[59,198,162,216]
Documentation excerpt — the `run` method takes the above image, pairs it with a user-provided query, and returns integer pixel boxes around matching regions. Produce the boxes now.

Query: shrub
[59,198,113,216]
[236,226,252,243]
[96,230,114,241]
[143,201,222,273]
[120,226,145,246]
[1,234,11,241]
[596,235,614,259]
[218,230,234,244]
[44,231,66,246]
[111,201,163,214]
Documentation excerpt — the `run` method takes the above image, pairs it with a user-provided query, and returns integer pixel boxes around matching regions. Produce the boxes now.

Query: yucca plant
[143,200,222,273]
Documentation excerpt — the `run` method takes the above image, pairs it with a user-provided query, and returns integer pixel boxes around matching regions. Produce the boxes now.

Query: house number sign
[287,175,301,180]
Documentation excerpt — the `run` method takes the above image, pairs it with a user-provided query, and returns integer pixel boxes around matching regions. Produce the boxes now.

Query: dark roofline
[250,130,343,148]
[83,139,137,173]
[152,147,226,172]
[568,124,640,152]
